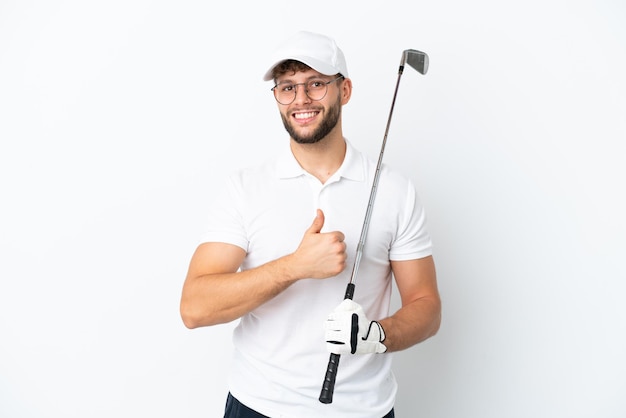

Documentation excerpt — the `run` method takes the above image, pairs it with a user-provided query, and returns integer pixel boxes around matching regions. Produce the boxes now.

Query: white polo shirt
[202,139,432,418]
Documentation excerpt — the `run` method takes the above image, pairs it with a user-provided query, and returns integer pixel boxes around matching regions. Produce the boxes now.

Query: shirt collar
[276,139,365,182]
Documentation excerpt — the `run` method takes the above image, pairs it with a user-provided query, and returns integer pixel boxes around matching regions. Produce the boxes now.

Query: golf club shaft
[318,63,407,405]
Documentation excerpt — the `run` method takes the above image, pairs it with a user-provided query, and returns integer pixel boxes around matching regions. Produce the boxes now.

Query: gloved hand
[324,299,387,355]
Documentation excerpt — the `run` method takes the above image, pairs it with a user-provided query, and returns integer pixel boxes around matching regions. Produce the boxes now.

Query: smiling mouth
[293,111,319,120]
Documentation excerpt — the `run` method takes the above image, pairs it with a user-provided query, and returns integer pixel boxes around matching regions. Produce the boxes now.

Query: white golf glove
[324,299,387,355]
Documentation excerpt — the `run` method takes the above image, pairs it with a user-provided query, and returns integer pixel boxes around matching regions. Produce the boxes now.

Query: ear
[340,77,352,105]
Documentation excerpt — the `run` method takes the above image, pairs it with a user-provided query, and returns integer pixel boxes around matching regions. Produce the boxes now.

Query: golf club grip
[319,352,340,403]
[319,283,355,404]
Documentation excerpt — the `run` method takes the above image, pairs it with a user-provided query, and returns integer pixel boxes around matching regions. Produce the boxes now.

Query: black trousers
[224,392,395,418]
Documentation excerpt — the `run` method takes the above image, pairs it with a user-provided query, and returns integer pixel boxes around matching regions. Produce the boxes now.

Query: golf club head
[401,49,429,75]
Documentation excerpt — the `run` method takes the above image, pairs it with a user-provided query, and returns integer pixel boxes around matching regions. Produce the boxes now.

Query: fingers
[324,301,387,355]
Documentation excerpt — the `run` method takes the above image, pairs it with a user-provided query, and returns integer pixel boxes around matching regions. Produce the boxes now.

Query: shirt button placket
[306,174,323,216]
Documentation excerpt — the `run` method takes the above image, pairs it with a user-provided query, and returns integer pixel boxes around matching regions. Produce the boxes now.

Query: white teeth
[295,112,316,119]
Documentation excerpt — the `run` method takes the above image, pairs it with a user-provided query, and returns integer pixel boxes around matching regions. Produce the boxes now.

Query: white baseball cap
[262,31,349,81]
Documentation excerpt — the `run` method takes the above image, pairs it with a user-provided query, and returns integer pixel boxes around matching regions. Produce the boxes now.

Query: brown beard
[281,96,342,144]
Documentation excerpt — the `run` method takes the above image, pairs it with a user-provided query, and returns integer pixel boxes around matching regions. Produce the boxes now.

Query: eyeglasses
[271,75,344,105]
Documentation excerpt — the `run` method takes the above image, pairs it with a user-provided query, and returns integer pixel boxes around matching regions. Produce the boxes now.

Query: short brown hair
[271,59,342,81]
[271,60,313,80]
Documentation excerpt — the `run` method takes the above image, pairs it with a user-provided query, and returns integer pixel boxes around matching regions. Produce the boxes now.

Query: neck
[290,133,346,184]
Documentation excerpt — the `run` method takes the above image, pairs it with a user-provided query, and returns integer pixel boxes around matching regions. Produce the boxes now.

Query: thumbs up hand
[290,209,347,280]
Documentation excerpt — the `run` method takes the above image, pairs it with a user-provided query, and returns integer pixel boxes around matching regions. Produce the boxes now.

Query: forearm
[181,211,347,329]
[180,255,298,328]
[378,296,441,352]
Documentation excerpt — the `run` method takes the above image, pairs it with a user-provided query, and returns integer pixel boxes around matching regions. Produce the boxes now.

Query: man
[180,31,441,417]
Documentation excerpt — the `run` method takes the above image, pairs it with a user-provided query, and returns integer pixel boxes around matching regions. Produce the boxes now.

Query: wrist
[373,320,386,343]
[274,254,301,284]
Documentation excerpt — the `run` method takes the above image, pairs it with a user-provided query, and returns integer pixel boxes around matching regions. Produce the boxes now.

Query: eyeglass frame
[270,75,345,105]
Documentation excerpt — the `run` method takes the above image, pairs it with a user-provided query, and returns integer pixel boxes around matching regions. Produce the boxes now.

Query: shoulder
[377,163,416,198]
[349,141,413,182]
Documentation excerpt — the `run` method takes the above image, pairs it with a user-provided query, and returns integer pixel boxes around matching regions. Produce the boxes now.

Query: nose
[293,84,312,104]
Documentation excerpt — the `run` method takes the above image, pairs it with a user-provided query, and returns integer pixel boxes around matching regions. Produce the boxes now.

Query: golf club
[319,49,429,405]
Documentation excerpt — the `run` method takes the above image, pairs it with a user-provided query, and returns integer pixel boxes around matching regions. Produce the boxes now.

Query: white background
[1,1,625,417]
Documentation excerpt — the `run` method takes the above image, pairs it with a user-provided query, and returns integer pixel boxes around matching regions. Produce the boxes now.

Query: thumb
[306,209,325,234]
